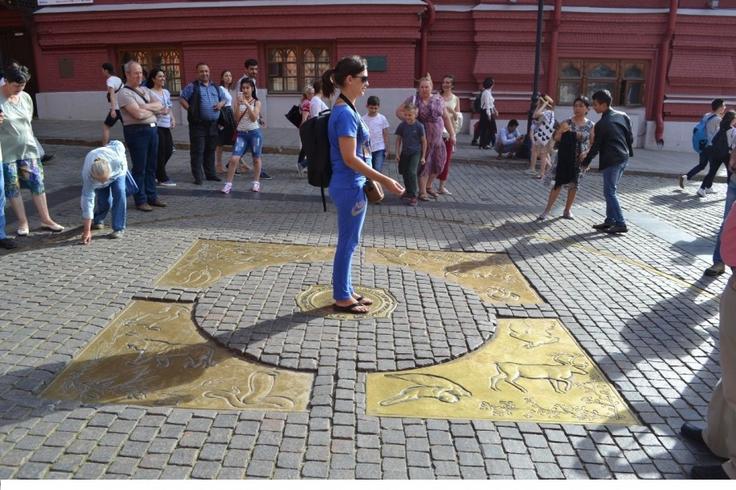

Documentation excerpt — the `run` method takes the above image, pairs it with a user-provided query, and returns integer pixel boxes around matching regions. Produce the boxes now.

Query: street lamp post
[518,0,545,161]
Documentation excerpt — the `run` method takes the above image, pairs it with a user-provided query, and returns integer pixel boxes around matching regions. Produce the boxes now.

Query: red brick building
[3,0,736,151]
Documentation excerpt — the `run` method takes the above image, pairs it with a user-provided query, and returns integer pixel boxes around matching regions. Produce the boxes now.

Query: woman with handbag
[537,96,594,221]
[215,70,237,174]
[323,56,404,314]
[221,78,263,194]
[437,74,462,195]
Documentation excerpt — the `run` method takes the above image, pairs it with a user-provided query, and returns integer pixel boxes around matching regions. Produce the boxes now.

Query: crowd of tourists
[0,53,734,479]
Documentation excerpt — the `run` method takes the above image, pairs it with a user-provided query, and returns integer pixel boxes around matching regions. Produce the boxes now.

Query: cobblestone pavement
[0,144,731,479]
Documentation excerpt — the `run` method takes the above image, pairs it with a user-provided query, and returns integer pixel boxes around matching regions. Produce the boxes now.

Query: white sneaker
[705,187,717,194]
[678,175,687,189]
[697,187,707,198]
[251,181,261,192]
[221,182,232,194]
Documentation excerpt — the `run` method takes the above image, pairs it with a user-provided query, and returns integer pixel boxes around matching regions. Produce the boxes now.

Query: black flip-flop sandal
[355,295,373,306]
[333,303,369,314]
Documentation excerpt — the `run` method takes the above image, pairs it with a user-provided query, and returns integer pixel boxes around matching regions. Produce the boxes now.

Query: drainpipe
[545,0,562,95]
[654,0,678,147]
[418,0,437,78]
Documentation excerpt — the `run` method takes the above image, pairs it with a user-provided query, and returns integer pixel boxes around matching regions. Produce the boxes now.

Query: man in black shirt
[581,90,634,234]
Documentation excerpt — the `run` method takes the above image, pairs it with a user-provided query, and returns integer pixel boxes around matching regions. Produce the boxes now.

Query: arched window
[268,45,332,93]
[557,60,646,106]
[118,48,183,95]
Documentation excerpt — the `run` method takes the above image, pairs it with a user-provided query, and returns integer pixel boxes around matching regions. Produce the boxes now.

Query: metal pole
[519,0,544,160]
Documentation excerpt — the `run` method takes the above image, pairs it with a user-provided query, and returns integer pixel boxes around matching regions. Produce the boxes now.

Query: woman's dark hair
[3,64,30,84]
[220,70,234,90]
[321,55,366,99]
[441,74,455,95]
[482,77,494,89]
[145,67,164,89]
[101,62,115,75]
[313,79,323,94]
[573,95,591,108]
[239,77,258,100]
[720,110,736,130]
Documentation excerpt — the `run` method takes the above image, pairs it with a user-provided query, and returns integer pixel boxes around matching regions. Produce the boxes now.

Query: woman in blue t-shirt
[323,56,404,314]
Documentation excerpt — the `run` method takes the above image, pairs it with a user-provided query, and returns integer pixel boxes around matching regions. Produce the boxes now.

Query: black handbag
[285,105,302,128]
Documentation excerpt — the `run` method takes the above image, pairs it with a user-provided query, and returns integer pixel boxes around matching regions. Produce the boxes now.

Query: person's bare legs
[418,173,430,199]
[562,187,578,217]
[215,146,226,174]
[540,186,562,219]
[538,151,550,179]
[102,124,111,147]
[426,173,438,196]
[252,157,262,185]
[224,155,239,184]
[8,196,29,232]
[529,145,538,174]
[32,193,62,228]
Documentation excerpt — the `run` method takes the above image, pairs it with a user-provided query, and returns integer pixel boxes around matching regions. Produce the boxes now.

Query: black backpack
[711,127,731,163]
[473,93,482,113]
[300,107,332,211]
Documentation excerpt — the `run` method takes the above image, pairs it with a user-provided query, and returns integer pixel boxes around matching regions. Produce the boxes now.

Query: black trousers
[686,147,711,180]
[156,127,173,183]
[703,155,727,189]
[478,111,497,148]
[189,120,219,182]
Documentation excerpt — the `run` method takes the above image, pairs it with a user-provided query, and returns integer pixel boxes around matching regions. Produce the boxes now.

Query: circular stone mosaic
[295,285,397,320]
[194,262,496,372]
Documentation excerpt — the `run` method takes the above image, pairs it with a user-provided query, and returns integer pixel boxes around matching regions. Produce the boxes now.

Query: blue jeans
[124,124,159,205]
[0,169,6,240]
[371,150,386,173]
[714,174,736,264]
[329,184,367,301]
[602,160,628,226]
[93,175,127,232]
[232,129,263,158]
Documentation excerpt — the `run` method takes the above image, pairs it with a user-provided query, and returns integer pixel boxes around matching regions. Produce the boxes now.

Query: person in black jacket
[580,89,633,234]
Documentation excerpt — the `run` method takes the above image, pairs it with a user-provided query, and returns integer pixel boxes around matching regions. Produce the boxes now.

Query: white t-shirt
[362,113,390,152]
[219,86,233,108]
[106,76,123,110]
[309,95,329,119]
[481,89,495,116]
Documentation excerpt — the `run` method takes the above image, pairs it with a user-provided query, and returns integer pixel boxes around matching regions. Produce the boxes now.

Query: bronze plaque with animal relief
[366,318,639,426]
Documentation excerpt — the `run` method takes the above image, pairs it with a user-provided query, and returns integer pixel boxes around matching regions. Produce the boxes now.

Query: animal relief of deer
[489,353,589,394]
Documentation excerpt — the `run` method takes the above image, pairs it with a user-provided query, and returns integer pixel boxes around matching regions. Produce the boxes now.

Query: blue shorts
[232,129,263,158]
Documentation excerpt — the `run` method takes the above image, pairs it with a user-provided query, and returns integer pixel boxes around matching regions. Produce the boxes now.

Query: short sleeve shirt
[328,103,370,190]
[118,86,157,125]
[395,121,425,156]
[106,76,123,109]
[180,82,223,122]
[362,113,390,152]
[310,96,329,119]
[0,91,39,162]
